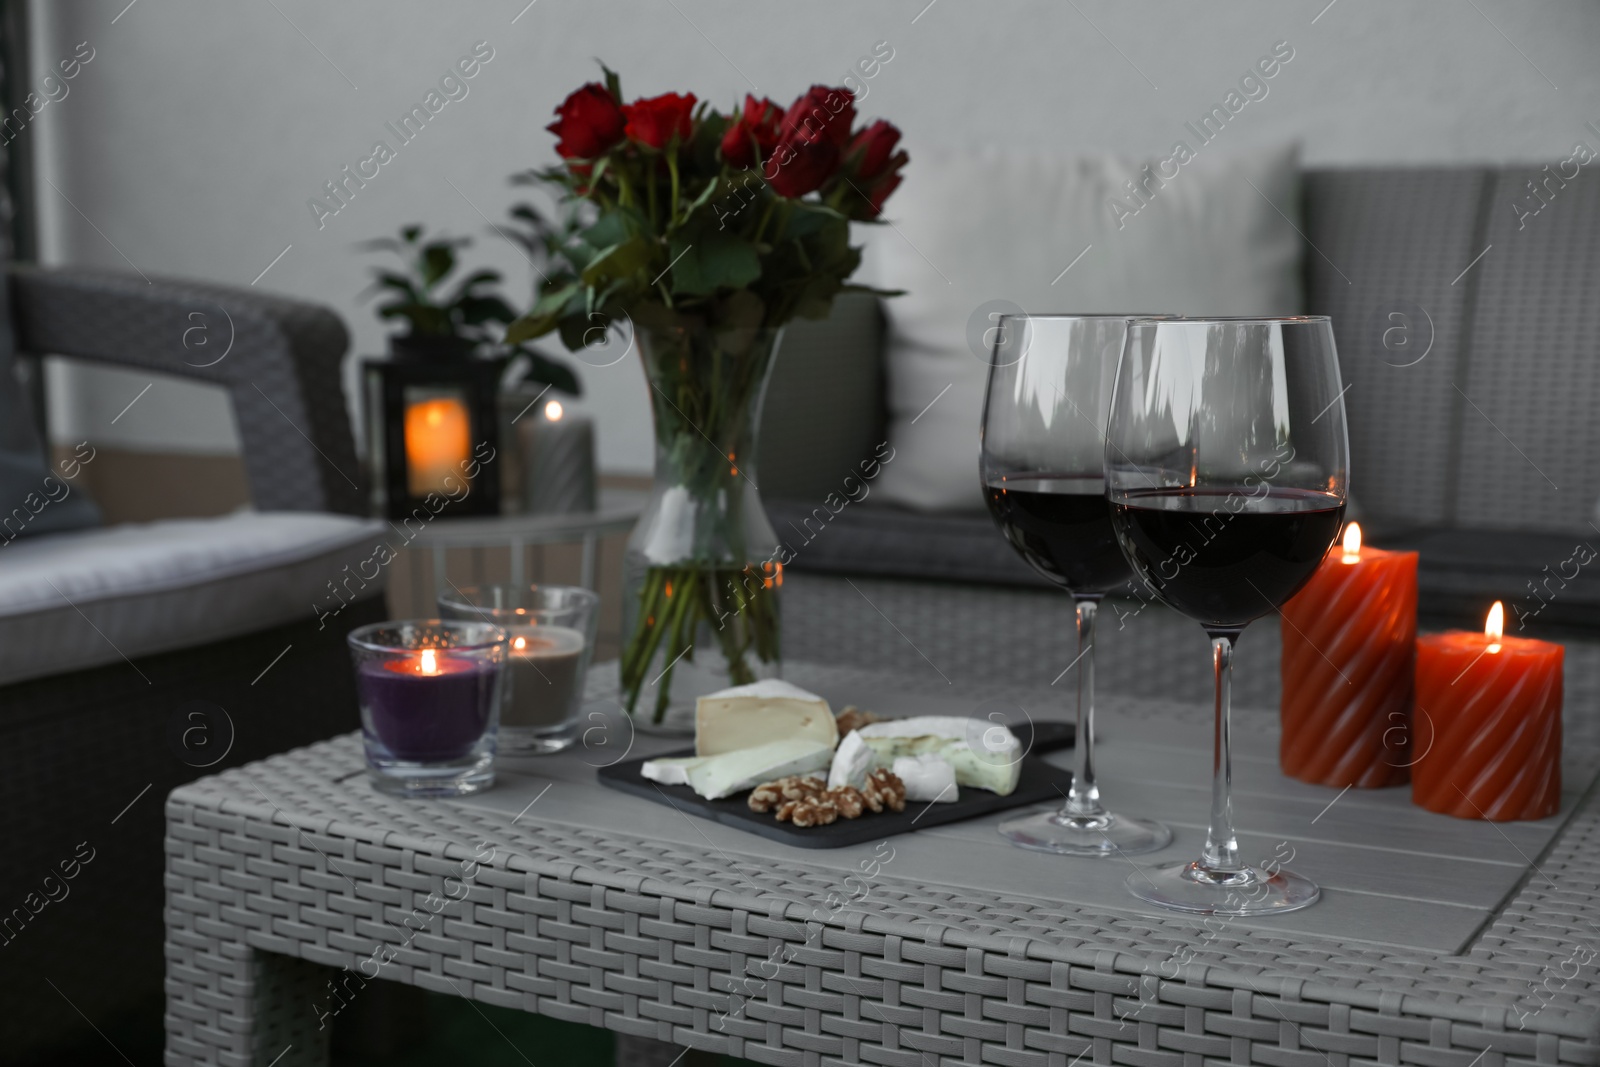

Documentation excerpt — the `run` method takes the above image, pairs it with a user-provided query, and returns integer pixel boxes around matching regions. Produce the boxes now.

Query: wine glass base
[1125,860,1320,915]
[1000,807,1172,856]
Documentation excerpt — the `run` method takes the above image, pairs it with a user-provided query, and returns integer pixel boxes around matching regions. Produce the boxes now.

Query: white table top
[401,488,646,548]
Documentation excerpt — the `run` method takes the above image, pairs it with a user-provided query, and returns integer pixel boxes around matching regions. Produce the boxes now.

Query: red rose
[843,120,908,217]
[764,137,840,198]
[779,85,855,148]
[719,95,782,169]
[622,92,697,150]
[546,83,626,160]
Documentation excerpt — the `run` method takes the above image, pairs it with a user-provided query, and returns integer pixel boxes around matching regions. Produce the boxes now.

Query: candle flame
[545,399,564,421]
[1485,601,1504,652]
[1341,522,1362,564]
[419,648,439,674]
[512,635,527,651]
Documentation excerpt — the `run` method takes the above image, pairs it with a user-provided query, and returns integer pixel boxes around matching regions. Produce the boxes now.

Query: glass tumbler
[348,619,507,797]
[438,584,600,754]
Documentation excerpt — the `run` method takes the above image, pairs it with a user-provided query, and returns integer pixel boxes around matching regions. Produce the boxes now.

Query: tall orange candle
[1280,523,1417,787]
[1412,602,1562,821]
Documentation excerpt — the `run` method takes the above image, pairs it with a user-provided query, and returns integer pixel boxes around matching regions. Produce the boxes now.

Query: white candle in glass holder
[502,624,587,729]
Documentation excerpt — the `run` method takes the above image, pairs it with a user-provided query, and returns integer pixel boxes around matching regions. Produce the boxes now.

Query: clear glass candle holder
[347,619,507,797]
[437,585,600,755]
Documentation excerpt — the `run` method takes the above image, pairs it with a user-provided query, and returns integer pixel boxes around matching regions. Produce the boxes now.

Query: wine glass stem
[1063,596,1103,818]
[1202,631,1242,872]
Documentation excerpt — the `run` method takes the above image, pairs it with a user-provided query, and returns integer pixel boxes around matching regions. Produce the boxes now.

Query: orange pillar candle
[1280,523,1418,787]
[1412,602,1563,821]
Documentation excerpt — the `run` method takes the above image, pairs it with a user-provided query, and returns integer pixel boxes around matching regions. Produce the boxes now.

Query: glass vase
[620,321,784,731]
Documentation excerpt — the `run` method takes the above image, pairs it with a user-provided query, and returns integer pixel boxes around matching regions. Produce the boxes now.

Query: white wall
[30,0,1600,473]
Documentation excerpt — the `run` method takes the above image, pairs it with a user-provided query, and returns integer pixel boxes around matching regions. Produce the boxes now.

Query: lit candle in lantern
[1411,602,1563,821]
[516,398,596,515]
[1280,523,1419,787]
[404,395,472,496]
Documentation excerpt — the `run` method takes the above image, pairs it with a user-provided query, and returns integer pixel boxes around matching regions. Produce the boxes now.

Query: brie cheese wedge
[852,716,1022,796]
[695,679,837,756]
[645,738,833,800]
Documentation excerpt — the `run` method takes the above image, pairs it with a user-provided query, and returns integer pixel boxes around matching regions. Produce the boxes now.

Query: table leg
[164,938,331,1065]
[432,545,446,603]
[510,537,525,590]
[581,533,597,591]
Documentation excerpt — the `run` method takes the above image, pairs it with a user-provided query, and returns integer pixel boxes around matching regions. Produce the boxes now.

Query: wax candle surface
[518,400,596,515]
[503,625,586,729]
[1412,603,1563,821]
[1280,524,1417,787]
[358,650,498,761]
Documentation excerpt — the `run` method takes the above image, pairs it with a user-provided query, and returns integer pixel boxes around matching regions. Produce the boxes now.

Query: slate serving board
[596,720,1075,849]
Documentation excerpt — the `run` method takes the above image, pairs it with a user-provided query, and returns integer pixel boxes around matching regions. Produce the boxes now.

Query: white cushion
[0,511,389,685]
[863,144,1304,512]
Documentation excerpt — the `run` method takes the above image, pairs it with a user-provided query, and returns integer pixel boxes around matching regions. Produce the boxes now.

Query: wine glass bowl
[1107,316,1348,915]
[981,314,1172,857]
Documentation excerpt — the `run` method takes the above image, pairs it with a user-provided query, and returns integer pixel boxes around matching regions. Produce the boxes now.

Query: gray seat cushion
[768,498,1049,588]
[1377,526,1600,632]
[0,511,389,685]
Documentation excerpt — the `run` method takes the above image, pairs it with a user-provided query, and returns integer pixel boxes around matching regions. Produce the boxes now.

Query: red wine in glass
[984,475,1132,594]
[1112,486,1345,630]
[980,314,1171,858]
[1107,315,1349,916]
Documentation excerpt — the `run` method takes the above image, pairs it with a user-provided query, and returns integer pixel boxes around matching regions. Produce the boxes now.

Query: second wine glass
[1106,315,1348,915]
[981,314,1172,856]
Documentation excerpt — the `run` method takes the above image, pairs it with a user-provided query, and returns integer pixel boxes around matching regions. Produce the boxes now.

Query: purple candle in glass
[359,648,498,761]
[348,619,506,798]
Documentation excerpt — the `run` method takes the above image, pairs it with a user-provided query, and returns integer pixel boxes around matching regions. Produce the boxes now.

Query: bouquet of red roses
[507,70,907,722]
[506,69,906,346]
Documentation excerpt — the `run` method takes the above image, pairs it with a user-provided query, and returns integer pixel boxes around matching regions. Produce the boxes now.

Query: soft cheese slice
[640,754,705,786]
[856,716,1022,796]
[683,738,833,800]
[893,754,959,803]
[695,679,837,757]
[827,730,874,790]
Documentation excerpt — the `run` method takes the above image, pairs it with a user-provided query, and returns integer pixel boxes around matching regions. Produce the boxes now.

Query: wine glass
[1106,316,1348,915]
[981,314,1173,856]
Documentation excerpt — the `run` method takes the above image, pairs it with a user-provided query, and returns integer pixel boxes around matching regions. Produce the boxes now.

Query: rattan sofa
[0,266,388,1063]
[763,165,1600,654]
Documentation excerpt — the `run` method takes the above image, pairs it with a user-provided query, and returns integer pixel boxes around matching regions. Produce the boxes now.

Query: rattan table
[164,662,1600,1066]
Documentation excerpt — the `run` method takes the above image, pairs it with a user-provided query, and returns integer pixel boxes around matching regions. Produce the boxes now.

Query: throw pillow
[861,143,1304,512]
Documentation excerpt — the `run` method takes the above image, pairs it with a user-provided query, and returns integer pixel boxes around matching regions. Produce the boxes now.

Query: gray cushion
[759,293,886,502]
[1378,526,1600,631]
[0,511,389,685]
[1453,167,1600,531]
[768,499,1048,588]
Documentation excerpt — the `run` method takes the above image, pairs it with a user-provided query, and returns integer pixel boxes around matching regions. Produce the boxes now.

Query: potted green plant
[503,67,907,726]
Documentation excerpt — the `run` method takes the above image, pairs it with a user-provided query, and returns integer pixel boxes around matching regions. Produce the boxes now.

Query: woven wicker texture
[165,648,1600,1065]
[1452,168,1600,532]
[7,265,364,515]
[1301,168,1489,530]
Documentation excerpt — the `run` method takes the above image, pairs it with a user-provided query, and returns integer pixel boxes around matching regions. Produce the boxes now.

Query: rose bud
[720,94,782,168]
[547,83,626,160]
[843,120,908,217]
[765,136,841,198]
[779,85,855,149]
[622,91,697,150]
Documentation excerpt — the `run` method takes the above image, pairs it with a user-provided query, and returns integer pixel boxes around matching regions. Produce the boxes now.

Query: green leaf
[421,243,455,287]
[457,295,518,326]
[671,231,760,296]
[401,224,423,243]
[504,311,560,345]
[516,347,582,396]
[600,63,623,104]
[582,235,653,287]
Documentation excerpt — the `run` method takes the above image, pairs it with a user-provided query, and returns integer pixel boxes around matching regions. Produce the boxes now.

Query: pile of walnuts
[749,769,906,828]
